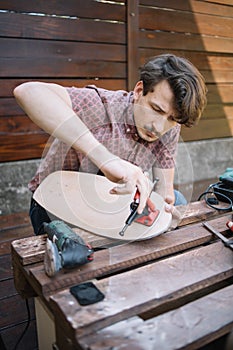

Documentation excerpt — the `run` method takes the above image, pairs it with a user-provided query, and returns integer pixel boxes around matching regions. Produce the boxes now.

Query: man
[14,54,207,234]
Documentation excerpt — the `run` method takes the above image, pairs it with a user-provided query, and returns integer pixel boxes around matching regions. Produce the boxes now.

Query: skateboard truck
[202,221,233,250]
[119,178,160,237]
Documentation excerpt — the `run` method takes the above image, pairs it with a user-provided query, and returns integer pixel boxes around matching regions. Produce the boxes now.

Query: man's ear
[133,81,143,102]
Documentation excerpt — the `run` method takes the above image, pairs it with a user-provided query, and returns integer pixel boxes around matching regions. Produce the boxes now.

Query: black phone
[70,282,105,306]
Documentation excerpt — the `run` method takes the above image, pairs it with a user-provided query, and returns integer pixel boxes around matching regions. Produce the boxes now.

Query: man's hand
[100,158,153,214]
[164,195,182,230]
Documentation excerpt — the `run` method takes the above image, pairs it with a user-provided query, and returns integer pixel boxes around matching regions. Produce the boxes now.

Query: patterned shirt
[28,86,180,192]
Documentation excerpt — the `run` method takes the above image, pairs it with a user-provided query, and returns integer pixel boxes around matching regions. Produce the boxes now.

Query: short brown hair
[140,54,207,127]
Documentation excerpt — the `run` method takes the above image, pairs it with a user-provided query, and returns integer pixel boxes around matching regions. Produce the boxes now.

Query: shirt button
[126,128,130,133]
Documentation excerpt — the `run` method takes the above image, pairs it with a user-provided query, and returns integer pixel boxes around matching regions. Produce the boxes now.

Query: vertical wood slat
[127,0,139,90]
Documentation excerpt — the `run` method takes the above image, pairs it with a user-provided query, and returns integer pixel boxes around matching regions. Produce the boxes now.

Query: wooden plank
[0,0,126,21]
[0,98,24,116]
[0,58,126,78]
[139,49,233,71]
[55,324,75,350]
[206,0,233,6]
[0,79,126,98]
[49,241,233,339]
[127,0,139,90]
[139,31,233,54]
[0,133,51,162]
[0,115,42,133]
[0,294,35,328]
[176,201,230,226]
[0,227,33,255]
[181,118,233,141]
[11,235,47,266]
[204,70,233,84]
[0,38,126,62]
[1,237,32,256]
[1,320,38,350]
[0,12,126,44]
[0,279,17,300]
[10,202,228,266]
[0,211,30,230]
[78,284,233,350]
[140,0,233,17]
[11,256,38,299]
[207,84,233,103]
[21,214,232,297]
[0,254,13,281]
[139,7,233,39]
[202,104,233,120]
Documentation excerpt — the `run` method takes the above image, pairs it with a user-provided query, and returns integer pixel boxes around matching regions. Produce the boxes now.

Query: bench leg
[225,329,233,350]
[35,297,56,350]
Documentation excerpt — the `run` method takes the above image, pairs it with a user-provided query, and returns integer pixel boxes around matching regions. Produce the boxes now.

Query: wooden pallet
[10,201,233,349]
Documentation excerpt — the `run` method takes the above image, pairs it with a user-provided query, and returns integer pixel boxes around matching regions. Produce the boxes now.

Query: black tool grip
[61,238,94,268]
[126,202,139,225]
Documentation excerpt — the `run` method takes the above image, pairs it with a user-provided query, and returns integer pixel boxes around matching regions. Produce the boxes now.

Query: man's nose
[153,117,166,133]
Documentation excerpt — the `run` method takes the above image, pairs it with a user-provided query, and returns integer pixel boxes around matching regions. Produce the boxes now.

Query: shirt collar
[124,92,138,134]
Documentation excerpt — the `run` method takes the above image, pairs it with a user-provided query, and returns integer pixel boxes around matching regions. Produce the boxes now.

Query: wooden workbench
[11,201,233,350]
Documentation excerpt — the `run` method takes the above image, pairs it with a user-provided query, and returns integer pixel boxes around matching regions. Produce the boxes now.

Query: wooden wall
[0,0,233,162]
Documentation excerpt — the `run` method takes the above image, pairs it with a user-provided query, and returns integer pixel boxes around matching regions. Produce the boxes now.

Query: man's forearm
[13,82,115,170]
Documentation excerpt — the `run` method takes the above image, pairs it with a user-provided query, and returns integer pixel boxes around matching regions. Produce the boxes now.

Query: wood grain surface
[10,199,233,349]
[1,0,233,161]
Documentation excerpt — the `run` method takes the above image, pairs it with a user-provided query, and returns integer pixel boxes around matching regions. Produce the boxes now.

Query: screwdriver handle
[125,189,140,225]
[126,203,139,225]
[118,188,140,236]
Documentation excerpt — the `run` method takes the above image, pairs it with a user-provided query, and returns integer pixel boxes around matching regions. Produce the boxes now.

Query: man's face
[133,80,177,142]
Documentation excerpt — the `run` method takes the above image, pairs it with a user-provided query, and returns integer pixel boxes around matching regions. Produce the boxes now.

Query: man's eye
[168,116,175,121]
[152,107,160,113]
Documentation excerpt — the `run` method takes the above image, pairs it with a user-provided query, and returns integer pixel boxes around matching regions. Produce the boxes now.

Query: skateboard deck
[33,171,172,241]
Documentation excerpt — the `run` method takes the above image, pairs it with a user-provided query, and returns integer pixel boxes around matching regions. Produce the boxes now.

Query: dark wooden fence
[0,0,233,162]
[0,2,232,348]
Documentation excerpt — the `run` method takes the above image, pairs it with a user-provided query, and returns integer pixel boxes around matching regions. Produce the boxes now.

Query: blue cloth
[174,189,187,206]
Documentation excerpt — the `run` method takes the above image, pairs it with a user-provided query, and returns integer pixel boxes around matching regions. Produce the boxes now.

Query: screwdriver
[119,189,140,236]
[118,178,159,237]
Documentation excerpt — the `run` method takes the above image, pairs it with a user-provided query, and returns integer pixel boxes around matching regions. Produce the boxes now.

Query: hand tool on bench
[202,221,233,250]
[33,171,171,241]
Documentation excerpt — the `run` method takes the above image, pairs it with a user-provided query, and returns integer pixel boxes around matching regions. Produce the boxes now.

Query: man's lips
[145,130,158,138]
